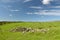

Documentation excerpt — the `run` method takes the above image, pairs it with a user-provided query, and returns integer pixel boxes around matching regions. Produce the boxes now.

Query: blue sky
[0,0,60,21]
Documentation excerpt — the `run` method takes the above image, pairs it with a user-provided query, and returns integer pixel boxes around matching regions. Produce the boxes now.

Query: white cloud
[27,10,60,16]
[10,9,20,12]
[42,0,53,4]
[29,6,42,9]
[24,0,32,2]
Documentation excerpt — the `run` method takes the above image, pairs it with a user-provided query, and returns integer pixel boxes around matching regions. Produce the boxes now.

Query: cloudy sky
[0,0,60,21]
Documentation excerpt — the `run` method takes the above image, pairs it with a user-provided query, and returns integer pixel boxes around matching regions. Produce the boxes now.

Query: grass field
[0,22,60,40]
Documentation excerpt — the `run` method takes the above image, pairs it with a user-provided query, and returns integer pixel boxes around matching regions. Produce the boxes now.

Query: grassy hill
[0,22,60,40]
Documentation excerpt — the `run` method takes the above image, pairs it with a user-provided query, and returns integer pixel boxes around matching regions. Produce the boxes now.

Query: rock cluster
[10,27,50,33]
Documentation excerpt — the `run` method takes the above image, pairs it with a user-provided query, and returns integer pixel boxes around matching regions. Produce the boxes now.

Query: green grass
[0,22,60,40]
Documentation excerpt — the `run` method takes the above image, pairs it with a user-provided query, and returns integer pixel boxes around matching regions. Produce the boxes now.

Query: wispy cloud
[27,10,60,16]
[50,6,60,8]
[7,5,12,7]
[1,0,13,3]
[24,0,32,2]
[10,9,20,12]
[29,6,42,9]
[9,14,12,17]
[0,0,21,3]
[27,12,33,14]
[1,0,32,3]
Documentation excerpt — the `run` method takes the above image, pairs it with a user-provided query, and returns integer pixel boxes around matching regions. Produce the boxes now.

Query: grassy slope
[0,22,60,40]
